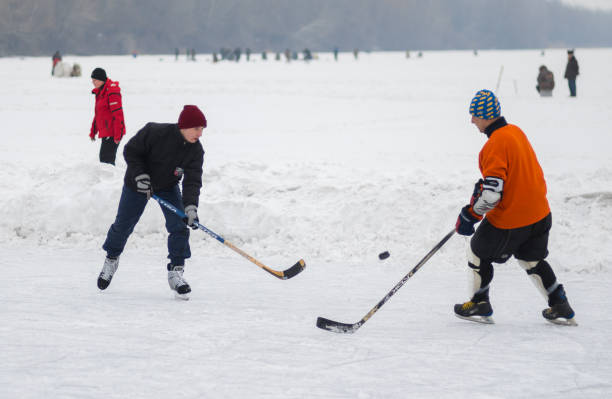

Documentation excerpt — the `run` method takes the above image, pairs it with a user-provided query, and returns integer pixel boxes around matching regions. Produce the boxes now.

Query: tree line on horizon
[1,0,611,56]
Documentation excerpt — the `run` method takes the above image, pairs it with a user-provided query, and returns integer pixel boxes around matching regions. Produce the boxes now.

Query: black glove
[183,205,199,229]
[455,205,481,236]
[134,174,152,200]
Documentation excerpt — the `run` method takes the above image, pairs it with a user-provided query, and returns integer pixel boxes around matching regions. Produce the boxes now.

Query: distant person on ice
[97,105,206,299]
[90,68,126,165]
[454,89,576,326]
[51,50,62,75]
[564,49,579,97]
[536,65,554,97]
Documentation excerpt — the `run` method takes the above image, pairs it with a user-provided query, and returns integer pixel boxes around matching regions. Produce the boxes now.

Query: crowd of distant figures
[51,47,429,70]
[172,47,395,62]
[51,46,580,97]
[167,47,430,63]
[177,47,424,63]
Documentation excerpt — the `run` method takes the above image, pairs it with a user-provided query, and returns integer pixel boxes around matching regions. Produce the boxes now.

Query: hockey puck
[378,251,390,260]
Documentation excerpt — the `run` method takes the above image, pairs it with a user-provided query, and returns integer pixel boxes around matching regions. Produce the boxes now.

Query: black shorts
[470,213,552,263]
[99,137,119,165]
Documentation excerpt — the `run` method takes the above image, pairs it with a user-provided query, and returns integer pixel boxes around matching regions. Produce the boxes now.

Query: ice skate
[168,264,191,300]
[97,256,119,290]
[454,300,495,324]
[543,301,577,326]
[543,284,577,326]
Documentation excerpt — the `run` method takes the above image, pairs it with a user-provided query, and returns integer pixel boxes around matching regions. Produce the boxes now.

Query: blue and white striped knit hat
[469,89,501,120]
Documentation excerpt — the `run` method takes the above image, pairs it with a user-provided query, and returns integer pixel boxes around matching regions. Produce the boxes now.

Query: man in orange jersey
[453,89,576,326]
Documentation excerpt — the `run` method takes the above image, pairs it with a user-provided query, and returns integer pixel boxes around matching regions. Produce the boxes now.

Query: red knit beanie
[178,105,207,129]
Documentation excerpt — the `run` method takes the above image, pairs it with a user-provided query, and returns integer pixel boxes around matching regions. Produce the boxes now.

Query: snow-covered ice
[1,49,611,398]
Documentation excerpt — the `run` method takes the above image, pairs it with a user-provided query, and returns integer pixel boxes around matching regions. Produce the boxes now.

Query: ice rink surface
[1,49,611,398]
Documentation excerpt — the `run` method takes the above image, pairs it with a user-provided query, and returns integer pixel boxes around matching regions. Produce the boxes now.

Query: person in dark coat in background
[97,105,207,299]
[90,68,126,165]
[303,48,312,61]
[564,49,579,97]
[536,65,555,97]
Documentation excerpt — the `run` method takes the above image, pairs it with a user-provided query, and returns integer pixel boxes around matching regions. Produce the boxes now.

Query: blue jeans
[568,79,576,97]
[103,185,191,265]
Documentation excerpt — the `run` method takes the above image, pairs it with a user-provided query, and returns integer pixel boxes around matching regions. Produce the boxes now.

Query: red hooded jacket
[90,78,126,142]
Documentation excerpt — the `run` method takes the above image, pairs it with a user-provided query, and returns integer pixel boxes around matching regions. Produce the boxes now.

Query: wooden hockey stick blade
[277,259,306,280]
[263,259,306,279]
[316,317,361,334]
[223,240,306,280]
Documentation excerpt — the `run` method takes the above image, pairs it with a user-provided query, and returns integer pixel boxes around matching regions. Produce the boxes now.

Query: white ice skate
[168,265,191,300]
[97,256,119,290]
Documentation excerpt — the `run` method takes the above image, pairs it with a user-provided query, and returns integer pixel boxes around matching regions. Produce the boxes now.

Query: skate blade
[174,292,190,301]
[455,314,495,324]
[545,317,577,326]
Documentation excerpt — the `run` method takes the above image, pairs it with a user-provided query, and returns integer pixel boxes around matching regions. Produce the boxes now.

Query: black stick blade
[281,259,306,280]
[316,317,360,334]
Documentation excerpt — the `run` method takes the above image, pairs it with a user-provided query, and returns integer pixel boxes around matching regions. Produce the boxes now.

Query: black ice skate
[168,264,191,300]
[543,285,577,326]
[97,256,119,290]
[454,300,494,324]
[543,301,577,326]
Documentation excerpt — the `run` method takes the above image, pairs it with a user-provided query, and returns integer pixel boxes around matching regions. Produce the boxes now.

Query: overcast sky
[560,0,612,9]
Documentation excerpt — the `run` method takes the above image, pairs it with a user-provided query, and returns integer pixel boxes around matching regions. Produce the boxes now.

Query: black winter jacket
[564,57,579,80]
[123,122,204,207]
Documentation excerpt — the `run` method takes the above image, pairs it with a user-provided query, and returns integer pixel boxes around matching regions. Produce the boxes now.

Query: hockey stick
[316,229,455,333]
[153,195,306,280]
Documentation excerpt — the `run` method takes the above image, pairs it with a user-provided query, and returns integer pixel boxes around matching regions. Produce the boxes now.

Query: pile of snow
[1,49,610,271]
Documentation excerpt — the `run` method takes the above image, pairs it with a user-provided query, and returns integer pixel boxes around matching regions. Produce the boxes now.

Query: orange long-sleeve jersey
[477,120,550,229]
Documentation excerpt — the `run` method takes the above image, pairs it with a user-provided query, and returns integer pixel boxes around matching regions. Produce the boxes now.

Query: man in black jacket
[564,49,579,97]
[97,105,206,298]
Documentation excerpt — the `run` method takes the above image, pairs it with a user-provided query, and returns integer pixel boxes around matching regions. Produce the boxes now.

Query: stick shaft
[152,195,299,279]
[317,229,455,333]
[361,229,455,322]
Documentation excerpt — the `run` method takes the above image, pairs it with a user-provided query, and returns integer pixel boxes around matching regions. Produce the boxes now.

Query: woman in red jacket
[90,68,126,165]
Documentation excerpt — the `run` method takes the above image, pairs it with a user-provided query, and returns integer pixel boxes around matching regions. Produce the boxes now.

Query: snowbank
[0,50,610,272]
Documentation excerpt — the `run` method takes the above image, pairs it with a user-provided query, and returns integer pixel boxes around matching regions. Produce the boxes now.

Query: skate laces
[101,257,119,279]
[461,301,475,311]
[168,266,188,289]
